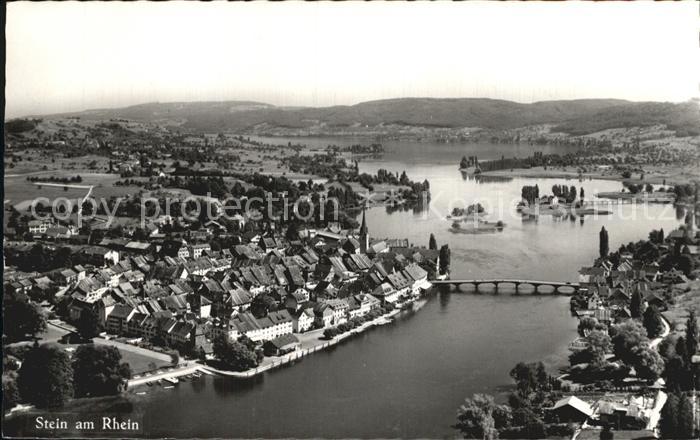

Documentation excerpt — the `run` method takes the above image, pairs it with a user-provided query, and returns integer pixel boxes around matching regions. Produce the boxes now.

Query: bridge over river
[431,279,580,295]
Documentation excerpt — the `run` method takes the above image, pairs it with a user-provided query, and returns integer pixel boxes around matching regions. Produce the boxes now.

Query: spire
[359,205,369,253]
[360,205,368,236]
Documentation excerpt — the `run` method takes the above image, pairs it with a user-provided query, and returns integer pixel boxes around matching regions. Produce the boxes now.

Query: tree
[599,227,609,258]
[685,309,698,362]
[664,355,691,392]
[213,337,259,372]
[600,425,614,440]
[577,317,598,337]
[642,306,664,338]
[509,361,551,409]
[586,330,613,368]
[492,404,512,431]
[455,393,498,440]
[17,344,73,408]
[3,373,21,409]
[630,291,643,319]
[429,233,437,250]
[72,344,131,397]
[676,393,695,439]
[75,308,102,341]
[660,393,679,439]
[439,244,451,275]
[611,320,649,364]
[632,347,664,381]
[3,295,47,342]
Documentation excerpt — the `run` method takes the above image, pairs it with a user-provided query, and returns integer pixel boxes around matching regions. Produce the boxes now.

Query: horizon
[9,95,700,121]
[6,2,700,118]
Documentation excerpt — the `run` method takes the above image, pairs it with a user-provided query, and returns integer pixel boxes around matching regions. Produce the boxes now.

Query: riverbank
[128,363,205,388]
[201,307,405,378]
[478,164,700,186]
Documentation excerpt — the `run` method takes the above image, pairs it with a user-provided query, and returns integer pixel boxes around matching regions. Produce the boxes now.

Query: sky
[5,1,700,118]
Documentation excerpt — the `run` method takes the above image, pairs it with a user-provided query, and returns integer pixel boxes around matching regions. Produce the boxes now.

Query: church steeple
[359,206,369,253]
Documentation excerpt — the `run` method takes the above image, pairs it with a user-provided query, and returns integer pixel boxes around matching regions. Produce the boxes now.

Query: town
[454,212,700,439]
[3,159,448,406]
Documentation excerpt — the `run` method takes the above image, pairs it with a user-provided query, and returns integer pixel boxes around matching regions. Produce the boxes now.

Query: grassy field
[4,177,90,211]
[117,349,172,375]
[662,280,700,331]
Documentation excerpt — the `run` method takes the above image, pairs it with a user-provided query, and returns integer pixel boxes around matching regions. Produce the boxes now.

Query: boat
[164,377,179,385]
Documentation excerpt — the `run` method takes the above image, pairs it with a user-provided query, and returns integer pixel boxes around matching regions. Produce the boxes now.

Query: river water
[6,138,685,438]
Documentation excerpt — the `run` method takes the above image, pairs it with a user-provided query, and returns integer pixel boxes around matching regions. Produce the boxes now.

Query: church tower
[359,206,369,253]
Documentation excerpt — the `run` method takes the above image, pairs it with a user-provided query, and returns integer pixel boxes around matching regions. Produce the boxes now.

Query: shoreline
[477,165,699,186]
[199,307,404,379]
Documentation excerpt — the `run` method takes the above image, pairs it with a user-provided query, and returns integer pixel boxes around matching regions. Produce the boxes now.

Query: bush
[323,327,339,339]
[544,423,576,437]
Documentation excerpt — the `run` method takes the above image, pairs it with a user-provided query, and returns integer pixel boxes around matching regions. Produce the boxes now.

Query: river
[5,138,685,438]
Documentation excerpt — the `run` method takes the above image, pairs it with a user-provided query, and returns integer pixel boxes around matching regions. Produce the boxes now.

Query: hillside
[28,98,700,135]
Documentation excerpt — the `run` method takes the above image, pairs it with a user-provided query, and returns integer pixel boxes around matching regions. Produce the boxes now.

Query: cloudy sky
[5,1,700,118]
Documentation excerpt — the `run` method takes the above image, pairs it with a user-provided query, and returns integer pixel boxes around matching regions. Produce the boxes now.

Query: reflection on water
[7,139,683,439]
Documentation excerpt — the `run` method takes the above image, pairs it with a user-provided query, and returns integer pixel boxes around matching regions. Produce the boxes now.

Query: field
[662,280,700,331]
[115,349,172,375]
[4,177,90,211]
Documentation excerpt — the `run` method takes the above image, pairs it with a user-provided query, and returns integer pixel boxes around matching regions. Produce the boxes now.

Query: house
[372,283,400,304]
[28,219,53,235]
[106,304,135,335]
[211,318,241,343]
[190,294,212,319]
[293,308,315,333]
[609,288,630,307]
[346,294,379,318]
[324,299,349,324]
[644,292,666,310]
[342,237,361,254]
[313,303,335,328]
[386,272,412,297]
[81,246,120,267]
[263,334,301,356]
[284,288,309,312]
[168,321,195,346]
[403,263,430,293]
[232,310,293,342]
[57,268,78,285]
[367,240,388,255]
[593,308,613,326]
[162,239,190,259]
[127,312,148,336]
[124,241,152,255]
[190,243,211,259]
[139,316,160,340]
[597,396,653,430]
[44,226,74,240]
[549,396,593,423]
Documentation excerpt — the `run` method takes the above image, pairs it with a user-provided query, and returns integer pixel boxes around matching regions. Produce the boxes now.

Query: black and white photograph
[3,2,700,439]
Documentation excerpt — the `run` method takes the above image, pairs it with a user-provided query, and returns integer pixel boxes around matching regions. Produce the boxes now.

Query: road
[649,315,671,350]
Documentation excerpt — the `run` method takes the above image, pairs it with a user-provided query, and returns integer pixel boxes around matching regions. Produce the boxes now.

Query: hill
[29,98,700,135]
